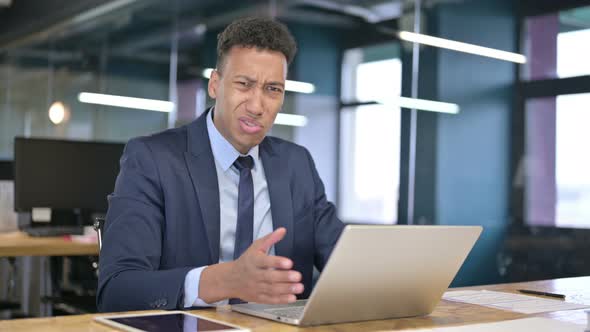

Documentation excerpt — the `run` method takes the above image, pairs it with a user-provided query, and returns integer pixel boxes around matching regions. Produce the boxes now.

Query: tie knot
[234,155,254,171]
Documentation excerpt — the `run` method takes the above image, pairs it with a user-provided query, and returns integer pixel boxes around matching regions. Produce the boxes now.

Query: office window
[523,6,590,80]
[339,46,401,224]
[555,93,590,227]
[0,63,169,159]
[520,4,590,229]
[556,28,590,78]
[0,46,173,159]
[525,93,590,229]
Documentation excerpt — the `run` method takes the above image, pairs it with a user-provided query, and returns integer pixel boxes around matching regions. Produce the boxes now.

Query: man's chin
[245,138,264,149]
[232,139,259,154]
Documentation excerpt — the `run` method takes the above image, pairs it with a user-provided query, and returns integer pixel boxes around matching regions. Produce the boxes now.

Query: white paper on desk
[443,290,590,314]
[411,317,585,332]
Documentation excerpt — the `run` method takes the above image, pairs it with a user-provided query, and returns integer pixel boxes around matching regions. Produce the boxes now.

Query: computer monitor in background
[14,137,125,232]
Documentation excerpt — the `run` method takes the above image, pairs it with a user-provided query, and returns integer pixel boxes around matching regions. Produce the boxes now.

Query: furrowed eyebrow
[266,81,285,88]
[234,75,285,88]
[234,75,257,83]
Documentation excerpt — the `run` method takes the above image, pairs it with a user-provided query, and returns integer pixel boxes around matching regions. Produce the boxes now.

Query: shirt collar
[206,108,259,172]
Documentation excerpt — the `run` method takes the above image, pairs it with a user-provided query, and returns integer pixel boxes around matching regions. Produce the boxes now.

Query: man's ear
[207,70,220,99]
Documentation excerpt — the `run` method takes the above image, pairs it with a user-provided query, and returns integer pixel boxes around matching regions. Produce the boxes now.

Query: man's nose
[245,87,264,115]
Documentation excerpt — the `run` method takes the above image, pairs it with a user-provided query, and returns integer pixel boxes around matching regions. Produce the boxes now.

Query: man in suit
[97,17,344,312]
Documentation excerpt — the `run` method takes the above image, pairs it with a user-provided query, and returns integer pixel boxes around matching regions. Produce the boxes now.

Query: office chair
[37,218,105,315]
[93,217,105,251]
[91,217,105,277]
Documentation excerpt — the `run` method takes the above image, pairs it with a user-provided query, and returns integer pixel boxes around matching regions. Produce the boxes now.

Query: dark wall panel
[435,0,516,286]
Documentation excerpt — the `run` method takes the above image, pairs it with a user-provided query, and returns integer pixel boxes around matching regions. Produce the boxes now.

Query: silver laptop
[231,225,482,326]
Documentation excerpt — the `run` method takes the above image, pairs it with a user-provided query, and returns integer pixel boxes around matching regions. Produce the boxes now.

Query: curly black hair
[216,16,297,73]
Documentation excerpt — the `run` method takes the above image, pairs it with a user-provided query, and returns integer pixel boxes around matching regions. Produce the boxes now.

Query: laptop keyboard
[264,306,305,319]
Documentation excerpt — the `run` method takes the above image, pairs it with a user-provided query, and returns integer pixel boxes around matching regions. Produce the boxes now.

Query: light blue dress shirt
[183,110,274,307]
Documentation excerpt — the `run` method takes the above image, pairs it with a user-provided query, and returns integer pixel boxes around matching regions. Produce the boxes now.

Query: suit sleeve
[302,148,345,271]
[97,138,193,312]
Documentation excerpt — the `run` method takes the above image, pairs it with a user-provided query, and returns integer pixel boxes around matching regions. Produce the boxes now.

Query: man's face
[208,46,287,154]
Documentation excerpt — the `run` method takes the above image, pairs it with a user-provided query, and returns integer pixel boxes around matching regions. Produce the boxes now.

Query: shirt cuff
[183,266,219,307]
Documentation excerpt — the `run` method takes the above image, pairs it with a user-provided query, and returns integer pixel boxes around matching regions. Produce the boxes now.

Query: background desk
[0,231,98,256]
[0,231,98,317]
[1,276,588,331]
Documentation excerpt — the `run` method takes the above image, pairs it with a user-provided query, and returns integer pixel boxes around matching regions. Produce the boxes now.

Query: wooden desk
[1,277,588,331]
[0,231,98,257]
[0,231,98,317]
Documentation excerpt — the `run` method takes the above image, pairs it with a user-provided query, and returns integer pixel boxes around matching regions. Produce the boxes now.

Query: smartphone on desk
[94,311,249,332]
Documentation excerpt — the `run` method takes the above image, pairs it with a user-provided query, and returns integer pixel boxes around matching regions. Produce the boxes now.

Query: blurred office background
[1,0,590,319]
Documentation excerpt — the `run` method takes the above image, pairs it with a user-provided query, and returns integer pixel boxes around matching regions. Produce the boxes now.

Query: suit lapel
[261,139,294,258]
[184,111,220,263]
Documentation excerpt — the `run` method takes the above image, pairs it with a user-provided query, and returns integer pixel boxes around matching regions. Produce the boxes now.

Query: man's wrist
[222,261,237,299]
[200,262,236,303]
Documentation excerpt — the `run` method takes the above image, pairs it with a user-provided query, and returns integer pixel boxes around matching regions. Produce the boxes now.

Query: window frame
[512,1,590,230]
[337,43,404,225]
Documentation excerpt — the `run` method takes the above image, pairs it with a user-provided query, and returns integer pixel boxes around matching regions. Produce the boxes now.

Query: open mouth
[239,117,263,134]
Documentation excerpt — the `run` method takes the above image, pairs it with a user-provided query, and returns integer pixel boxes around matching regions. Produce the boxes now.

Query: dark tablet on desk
[94,311,249,332]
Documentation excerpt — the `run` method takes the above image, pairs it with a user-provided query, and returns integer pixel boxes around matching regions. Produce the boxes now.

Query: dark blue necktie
[230,156,254,305]
[233,155,254,260]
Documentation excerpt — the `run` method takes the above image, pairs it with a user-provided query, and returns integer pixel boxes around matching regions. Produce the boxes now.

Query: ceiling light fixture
[274,113,308,127]
[78,92,175,112]
[48,101,69,124]
[397,31,526,64]
[381,96,460,114]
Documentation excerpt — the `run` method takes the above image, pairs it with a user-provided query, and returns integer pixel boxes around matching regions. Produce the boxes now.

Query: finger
[261,282,305,296]
[252,228,286,253]
[253,253,293,270]
[262,269,302,283]
[256,293,297,305]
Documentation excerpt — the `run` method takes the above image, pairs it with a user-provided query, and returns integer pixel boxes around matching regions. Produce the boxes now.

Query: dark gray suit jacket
[97,110,344,312]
